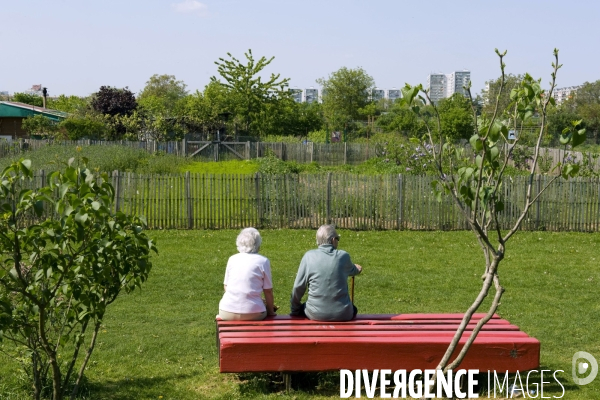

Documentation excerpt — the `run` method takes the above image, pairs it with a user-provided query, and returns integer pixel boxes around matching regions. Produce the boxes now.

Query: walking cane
[351,276,355,303]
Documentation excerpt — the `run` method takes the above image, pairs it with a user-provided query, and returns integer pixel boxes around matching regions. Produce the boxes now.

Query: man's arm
[290,257,308,315]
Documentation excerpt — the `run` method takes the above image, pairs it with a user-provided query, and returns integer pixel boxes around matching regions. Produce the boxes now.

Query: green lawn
[1,230,599,399]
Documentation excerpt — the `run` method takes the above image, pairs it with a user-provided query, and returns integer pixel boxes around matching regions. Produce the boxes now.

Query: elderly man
[290,225,363,321]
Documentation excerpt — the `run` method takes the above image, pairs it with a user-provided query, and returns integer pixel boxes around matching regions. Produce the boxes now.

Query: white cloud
[172,0,208,16]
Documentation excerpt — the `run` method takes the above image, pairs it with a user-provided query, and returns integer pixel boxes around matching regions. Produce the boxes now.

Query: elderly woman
[218,228,277,321]
[290,225,362,321]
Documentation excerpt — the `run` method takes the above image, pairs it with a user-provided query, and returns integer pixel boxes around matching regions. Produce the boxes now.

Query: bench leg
[282,373,291,393]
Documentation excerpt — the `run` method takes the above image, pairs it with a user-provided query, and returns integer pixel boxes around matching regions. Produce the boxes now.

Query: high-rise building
[371,88,385,101]
[305,88,318,103]
[553,86,580,105]
[387,89,401,102]
[289,88,303,103]
[447,70,470,97]
[427,70,471,103]
[427,73,447,104]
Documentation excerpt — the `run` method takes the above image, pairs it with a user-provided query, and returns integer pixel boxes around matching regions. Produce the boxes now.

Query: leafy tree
[12,93,44,107]
[138,74,188,107]
[21,114,59,137]
[210,49,291,136]
[47,95,90,114]
[0,158,156,400]
[437,93,476,141]
[91,86,137,117]
[317,67,375,130]
[564,80,600,140]
[59,114,109,140]
[90,86,137,139]
[376,101,425,137]
[402,49,585,390]
[480,73,523,118]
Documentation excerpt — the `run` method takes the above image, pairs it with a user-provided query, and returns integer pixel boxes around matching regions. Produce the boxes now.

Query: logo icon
[572,351,598,385]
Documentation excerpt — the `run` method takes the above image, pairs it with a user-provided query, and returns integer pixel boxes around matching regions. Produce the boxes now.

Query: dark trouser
[293,303,358,320]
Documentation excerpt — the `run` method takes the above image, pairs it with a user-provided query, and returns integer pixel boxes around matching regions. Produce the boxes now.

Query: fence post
[397,174,403,230]
[246,141,250,160]
[113,170,120,213]
[326,172,332,224]
[185,171,193,229]
[344,142,347,165]
[310,142,314,163]
[182,139,187,157]
[255,172,262,227]
[536,174,541,229]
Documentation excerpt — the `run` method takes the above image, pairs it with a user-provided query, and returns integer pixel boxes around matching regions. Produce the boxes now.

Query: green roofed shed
[0,101,68,139]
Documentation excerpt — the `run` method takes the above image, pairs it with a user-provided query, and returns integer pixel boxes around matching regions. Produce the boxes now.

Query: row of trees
[9,50,600,146]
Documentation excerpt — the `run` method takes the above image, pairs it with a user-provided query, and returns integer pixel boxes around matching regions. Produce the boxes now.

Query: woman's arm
[263,288,277,316]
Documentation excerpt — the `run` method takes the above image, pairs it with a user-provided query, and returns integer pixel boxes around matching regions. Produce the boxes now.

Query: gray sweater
[290,244,360,321]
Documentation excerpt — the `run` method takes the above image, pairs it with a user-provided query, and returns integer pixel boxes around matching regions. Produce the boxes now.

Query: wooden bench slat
[220,330,531,339]
[219,337,540,373]
[218,323,521,333]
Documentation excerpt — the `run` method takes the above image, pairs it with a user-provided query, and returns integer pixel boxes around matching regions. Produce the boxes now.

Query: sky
[1,0,598,98]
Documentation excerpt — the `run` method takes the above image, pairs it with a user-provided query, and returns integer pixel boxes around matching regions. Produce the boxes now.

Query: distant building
[447,70,470,97]
[553,86,580,105]
[371,88,385,101]
[427,73,447,104]
[289,88,303,103]
[0,91,8,96]
[427,70,471,104]
[387,89,401,102]
[24,84,43,96]
[305,88,318,103]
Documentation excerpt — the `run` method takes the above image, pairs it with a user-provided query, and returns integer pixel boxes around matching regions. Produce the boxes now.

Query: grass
[1,230,599,399]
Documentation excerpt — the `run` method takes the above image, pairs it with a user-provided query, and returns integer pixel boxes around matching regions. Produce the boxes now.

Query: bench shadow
[237,371,341,396]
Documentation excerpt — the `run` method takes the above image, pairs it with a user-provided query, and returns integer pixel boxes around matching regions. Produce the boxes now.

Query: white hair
[236,227,262,253]
[316,224,337,246]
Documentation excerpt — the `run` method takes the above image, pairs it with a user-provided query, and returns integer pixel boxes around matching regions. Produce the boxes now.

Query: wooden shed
[0,101,67,140]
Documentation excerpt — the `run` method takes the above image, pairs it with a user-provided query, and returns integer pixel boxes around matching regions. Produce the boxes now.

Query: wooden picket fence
[74,172,600,232]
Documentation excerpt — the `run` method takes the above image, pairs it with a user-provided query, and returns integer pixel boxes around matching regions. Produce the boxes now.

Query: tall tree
[91,86,137,117]
[210,49,291,136]
[138,74,188,105]
[91,86,137,139]
[437,93,476,141]
[317,67,375,130]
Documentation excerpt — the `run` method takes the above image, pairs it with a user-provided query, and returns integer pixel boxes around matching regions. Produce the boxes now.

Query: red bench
[217,313,540,376]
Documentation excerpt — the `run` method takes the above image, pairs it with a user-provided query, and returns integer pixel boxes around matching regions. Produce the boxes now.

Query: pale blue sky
[1,0,597,97]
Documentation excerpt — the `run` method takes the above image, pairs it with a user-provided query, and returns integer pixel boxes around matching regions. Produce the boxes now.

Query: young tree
[0,158,156,400]
[317,67,375,130]
[402,49,585,392]
[21,114,60,137]
[210,49,291,137]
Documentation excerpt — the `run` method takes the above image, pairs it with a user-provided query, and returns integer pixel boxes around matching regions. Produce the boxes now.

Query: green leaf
[495,200,504,212]
[476,155,483,169]
[20,159,32,172]
[488,146,500,161]
[91,201,101,210]
[75,212,88,224]
[469,134,483,152]
[572,130,586,147]
[559,133,572,145]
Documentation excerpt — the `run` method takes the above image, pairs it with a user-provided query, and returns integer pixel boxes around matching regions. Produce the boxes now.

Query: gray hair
[316,224,338,246]
[236,227,262,253]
